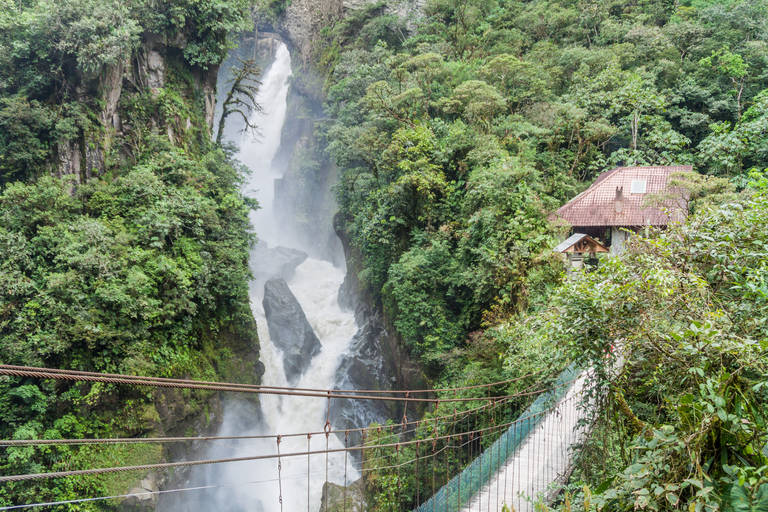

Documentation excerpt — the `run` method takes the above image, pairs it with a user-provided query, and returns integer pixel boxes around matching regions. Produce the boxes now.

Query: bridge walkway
[459,372,590,512]
[415,367,592,512]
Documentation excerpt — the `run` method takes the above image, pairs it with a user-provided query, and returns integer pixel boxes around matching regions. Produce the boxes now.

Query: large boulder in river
[251,242,308,281]
[262,278,321,384]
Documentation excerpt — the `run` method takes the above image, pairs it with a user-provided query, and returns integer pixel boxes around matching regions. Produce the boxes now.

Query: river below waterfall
[159,41,363,512]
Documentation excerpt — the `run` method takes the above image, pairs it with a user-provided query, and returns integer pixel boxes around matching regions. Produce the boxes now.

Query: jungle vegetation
[0,0,766,509]
[317,0,768,509]
[0,0,260,506]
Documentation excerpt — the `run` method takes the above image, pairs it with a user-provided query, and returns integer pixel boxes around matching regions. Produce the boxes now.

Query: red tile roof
[555,166,692,227]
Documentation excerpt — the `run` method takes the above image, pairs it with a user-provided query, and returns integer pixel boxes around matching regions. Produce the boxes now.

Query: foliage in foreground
[0,145,257,506]
[0,0,259,507]
[508,179,768,511]
[313,3,768,507]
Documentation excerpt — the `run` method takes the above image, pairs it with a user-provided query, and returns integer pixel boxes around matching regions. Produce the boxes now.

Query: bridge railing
[0,363,585,511]
[414,364,581,512]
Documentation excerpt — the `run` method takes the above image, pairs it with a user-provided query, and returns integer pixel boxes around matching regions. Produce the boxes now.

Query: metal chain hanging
[276,435,283,512]
[361,429,367,475]
[432,431,437,512]
[415,439,421,506]
[457,433,463,510]
[395,443,402,510]
[306,433,311,512]
[343,430,349,512]
[324,390,331,505]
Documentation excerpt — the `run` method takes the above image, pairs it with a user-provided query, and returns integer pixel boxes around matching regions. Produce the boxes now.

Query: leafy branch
[216,57,263,144]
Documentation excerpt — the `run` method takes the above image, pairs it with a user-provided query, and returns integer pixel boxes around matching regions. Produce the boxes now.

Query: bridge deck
[460,372,590,512]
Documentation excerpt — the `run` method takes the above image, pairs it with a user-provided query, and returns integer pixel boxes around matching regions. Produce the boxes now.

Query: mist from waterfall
[159,42,361,512]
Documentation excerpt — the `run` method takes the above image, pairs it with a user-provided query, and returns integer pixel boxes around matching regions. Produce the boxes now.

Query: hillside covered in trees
[316,0,768,509]
[321,0,767,375]
[0,0,262,506]
[0,0,766,510]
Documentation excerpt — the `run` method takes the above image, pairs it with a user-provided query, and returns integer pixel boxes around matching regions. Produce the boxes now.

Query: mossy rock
[320,478,366,512]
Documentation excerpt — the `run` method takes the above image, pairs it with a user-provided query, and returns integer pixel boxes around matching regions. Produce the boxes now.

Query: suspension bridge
[0,364,596,511]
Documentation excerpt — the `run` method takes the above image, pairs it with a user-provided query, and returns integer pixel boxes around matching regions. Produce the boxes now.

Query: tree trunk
[631,110,639,151]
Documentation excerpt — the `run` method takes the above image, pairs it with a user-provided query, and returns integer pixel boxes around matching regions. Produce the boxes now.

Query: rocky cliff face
[55,33,219,183]
[333,214,429,439]
[277,0,425,64]
[245,0,429,428]
[282,0,343,65]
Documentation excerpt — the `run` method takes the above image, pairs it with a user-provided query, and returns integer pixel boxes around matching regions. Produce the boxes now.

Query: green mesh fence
[414,365,580,512]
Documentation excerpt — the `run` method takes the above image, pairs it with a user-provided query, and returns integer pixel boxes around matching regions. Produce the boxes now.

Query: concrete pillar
[611,227,629,254]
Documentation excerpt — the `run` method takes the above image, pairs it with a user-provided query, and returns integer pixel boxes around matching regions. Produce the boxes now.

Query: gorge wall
[0,6,263,506]
[256,0,429,401]
[55,34,221,184]
[193,3,430,455]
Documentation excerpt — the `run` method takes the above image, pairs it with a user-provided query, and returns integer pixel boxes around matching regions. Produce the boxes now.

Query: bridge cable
[1,395,515,447]
[306,433,311,512]
[1,415,539,488]
[0,364,548,396]
[0,364,574,403]
[1,374,573,512]
[0,471,327,511]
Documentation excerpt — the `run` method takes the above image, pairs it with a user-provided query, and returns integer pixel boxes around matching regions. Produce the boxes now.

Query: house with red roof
[555,165,692,254]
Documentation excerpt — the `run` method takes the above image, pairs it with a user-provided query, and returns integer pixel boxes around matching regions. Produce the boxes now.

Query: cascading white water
[164,42,361,511]
[239,43,292,246]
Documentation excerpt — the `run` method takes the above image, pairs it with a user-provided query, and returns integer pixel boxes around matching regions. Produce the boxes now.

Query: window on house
[630,179,647,194]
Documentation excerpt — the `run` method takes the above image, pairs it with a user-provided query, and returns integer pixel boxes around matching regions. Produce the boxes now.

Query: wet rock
[145,47,166,92]
[330,311,399,447]
[263,277,321,383]
[332,215,430,446]
[319,478,365,512]
[252,242,308,281]
[121,473,159,511]
[281,0,425,64]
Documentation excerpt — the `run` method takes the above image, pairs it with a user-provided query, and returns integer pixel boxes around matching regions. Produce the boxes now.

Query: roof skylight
[630,179,647,194]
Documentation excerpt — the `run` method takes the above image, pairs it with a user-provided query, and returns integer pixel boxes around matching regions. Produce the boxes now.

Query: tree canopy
[318,1,768,508]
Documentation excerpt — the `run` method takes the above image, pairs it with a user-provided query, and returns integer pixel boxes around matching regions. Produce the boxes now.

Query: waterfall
[239,43,291,246]
[160,42,361,512]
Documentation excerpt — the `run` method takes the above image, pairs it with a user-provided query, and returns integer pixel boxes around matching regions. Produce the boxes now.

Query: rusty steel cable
[343,430,349,512]
[415,439,421,505]
[0,403,495,447]
[0,364,550,397]
[358,397,509,450]
[457,434,462,508]
[0,470,329,511]
[353,440,465,476]
[276,435,284,512]
[0,410,557,484]
[395,443,402,509]
[0,370,580,512]
[1,397,514,448]
[0,365,576,404]
[306,433,311,512]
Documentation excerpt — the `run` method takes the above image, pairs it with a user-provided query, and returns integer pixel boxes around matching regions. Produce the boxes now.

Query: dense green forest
[317,0,768,509]
[0,0,261,506]
[0,0,767,510]
[322,0,767,376]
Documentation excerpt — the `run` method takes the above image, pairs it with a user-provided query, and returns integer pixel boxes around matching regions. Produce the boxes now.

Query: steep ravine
[261,0,431,447]
[152,2,427,505]
[155,35,406,511]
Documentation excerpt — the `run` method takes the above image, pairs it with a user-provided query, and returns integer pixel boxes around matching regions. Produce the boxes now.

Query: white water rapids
[162,42,361,511]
